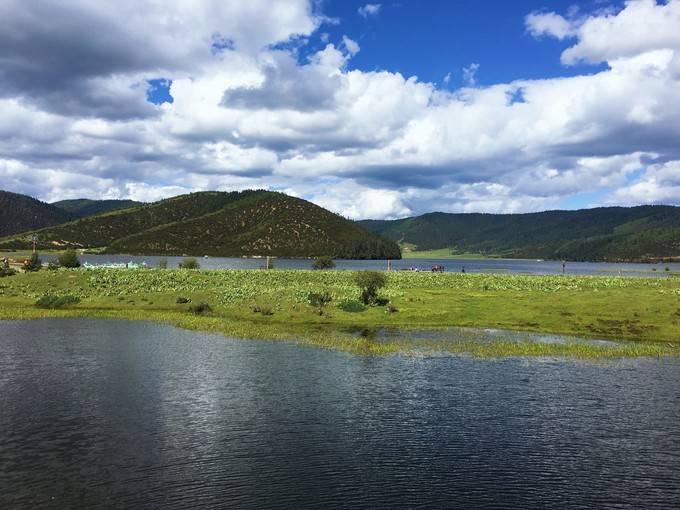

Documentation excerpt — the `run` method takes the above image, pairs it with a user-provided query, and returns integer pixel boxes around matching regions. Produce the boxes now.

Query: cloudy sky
[1,0,680,219]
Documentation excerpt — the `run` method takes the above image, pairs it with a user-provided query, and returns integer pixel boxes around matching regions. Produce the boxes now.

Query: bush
[47,261,60,271]
[308,291,332,315]
[312,256,335,270]
[308,291,332,308]
[157,258,168,269]
[354,270,388,305]
[57,249,80,268]
[23,253,42,272]
[188,302,211,314]
[338,300,366,313]
[0,265,16,277]
[179,257,200,270]
[176,296,191,304]
[250,302,274,316]
[35,294,81,308]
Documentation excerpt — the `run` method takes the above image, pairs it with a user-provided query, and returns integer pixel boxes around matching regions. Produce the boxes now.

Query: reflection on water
[1,318,679,509]
[345,325,625,346]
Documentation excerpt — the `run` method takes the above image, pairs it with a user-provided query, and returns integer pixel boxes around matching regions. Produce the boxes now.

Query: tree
[57,249,80,268]
[179,257,200,269]
[157,258,168,269]
[23,252,42,272]
[312,256,335,270]
[354,270,388,305]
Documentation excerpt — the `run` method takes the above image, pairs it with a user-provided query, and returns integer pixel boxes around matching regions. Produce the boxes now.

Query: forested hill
[52,198,143,218]
[0,190,72,237]
[1,190,401,259]
[360,205,680,262]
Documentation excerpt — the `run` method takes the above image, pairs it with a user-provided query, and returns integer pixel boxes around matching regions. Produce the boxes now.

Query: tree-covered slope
[360,206,680,261]
[0,190,72,237]
[0,191,261,250]
[0,190,400,259]
[107,192,400,258]
[52,198,143,218]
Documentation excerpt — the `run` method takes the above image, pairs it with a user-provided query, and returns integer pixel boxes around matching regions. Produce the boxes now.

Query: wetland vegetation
[1,266,679,358]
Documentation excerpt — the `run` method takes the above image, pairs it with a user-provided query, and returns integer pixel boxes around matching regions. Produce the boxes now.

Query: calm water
[31,252,680,276]
[1,319,680,509]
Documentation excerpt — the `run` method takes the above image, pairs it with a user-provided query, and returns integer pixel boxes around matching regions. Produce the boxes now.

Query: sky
[1,0,680,219]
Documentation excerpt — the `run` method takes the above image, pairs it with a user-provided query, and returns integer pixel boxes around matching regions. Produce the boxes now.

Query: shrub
[188,302,211,314]
[338,300,366,313]
[57,249,81,268]
[176,296,191,304]
[308,291,332,308]
[354,270,388,305]
[312,256,335,270]
[0,266,16,277]
[179,257,200,270]
[35,294,80,308]
[23,253,42,272]
[157,258,168,269]
[47,261,60,271]
[308,291,332,315]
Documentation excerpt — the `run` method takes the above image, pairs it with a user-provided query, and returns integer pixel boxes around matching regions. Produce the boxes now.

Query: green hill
[52,198,143,218]
[359,206,680,262]
[0,190,72,237]
[0,190,400,259]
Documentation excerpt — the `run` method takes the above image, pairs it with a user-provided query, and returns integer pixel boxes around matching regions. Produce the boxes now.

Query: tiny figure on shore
[461,266,466,273]
[562,261,566,274]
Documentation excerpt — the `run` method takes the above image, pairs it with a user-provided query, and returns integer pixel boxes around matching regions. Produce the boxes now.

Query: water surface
[23,252,680,276]
[1,319,679,509]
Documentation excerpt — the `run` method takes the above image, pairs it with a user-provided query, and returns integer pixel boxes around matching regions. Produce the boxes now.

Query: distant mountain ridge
[1,190,401,259]
[52,198,143,218]
[359,206,680,262]
[0,190,72,237]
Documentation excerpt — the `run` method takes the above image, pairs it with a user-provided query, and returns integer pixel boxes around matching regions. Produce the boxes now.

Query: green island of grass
[1,268,679,359]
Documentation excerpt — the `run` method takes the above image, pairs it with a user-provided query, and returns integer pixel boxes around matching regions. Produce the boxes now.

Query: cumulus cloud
[2,0,680,219]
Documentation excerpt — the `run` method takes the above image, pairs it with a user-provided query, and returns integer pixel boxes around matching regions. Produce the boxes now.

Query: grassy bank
[399,244,495,259]
[1,268,679,358]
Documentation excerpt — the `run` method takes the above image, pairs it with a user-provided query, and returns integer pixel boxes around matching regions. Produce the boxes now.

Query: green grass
[400,244,496,259]
[1,268,679,358]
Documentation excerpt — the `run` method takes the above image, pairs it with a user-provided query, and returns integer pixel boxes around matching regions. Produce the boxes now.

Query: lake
[31,253,680,276]
[1,319,679,508]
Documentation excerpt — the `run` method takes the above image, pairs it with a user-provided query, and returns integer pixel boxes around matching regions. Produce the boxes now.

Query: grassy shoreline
[1,268,679,358]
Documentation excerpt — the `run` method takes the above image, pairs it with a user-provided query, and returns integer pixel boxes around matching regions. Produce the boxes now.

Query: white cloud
[1,0,680,218]
[525,11,576,40]
[462,63,480,86]
[605,160,680,205]
[342,36,361,57]
[358,4,382,19]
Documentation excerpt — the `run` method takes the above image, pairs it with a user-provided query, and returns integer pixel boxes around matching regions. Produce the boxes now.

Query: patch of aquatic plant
[35,294,81,309]
[84,269,669,306]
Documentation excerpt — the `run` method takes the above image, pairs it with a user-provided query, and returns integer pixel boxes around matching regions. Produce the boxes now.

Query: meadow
[1,267,679,358]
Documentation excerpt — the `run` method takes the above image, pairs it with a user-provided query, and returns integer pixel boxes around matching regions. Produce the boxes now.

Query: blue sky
[2,0,680,218]
[317,0,614,85]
